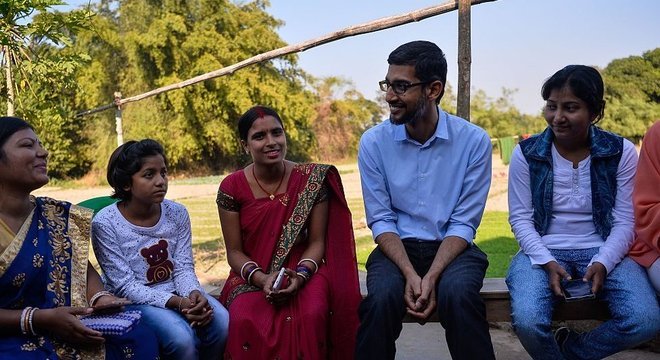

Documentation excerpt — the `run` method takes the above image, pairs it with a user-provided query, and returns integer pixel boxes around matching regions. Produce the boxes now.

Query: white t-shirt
[92,199,203,307]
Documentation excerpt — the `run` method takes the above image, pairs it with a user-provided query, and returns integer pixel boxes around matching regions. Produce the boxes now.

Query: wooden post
[457,0,472,121]
[114,92,124,146]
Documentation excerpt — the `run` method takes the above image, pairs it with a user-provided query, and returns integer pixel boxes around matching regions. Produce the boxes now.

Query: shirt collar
[393,107,449,145]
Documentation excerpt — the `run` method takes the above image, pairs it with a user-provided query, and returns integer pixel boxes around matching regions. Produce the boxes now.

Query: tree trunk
[4,46,15,116]
[457,0,472,121]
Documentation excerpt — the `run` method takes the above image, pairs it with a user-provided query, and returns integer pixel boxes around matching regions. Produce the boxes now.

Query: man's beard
[390,97,427,127]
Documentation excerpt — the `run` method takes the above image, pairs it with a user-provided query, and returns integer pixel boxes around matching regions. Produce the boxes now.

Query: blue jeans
[129,294,229,360]
[355,240,495,360]
[506,248,660,360]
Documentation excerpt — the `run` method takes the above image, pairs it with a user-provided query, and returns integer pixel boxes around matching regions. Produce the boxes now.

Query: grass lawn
[354,211,518,278]
[179,191,519,280]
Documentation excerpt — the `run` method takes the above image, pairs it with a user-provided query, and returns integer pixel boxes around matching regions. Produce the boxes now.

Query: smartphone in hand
[272,268,287,291]
[561,279,595,302]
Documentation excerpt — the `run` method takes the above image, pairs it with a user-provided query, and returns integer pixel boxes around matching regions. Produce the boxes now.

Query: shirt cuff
[179,282,203,298]
[445,224,475,244]
[371,221,399,242]
[528,252,556,269]
[589,255,615,275]
[154,292,175,308]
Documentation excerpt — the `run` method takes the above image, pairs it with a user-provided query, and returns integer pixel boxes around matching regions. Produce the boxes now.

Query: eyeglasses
[379,80,428,95]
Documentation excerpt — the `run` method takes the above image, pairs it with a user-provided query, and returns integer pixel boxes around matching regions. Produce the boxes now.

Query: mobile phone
[272,268,287,291]
[561,279,595,302]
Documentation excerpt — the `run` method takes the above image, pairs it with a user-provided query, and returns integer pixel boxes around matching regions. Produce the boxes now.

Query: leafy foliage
[469,87,545,139]
[600,48,660,139]
[72,0,319,173]
[312,77,384,161]
[0,0,93,177]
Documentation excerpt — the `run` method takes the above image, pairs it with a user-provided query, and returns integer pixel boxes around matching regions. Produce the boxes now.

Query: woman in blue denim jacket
[506,65,659,360]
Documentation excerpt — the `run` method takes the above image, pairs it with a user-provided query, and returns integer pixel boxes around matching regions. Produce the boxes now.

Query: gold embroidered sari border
[68,205,93,308]
[0,208,35,278]
[268,164,330,271]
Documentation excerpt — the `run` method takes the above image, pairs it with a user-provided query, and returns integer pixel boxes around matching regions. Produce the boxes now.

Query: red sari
[216,163,361,360]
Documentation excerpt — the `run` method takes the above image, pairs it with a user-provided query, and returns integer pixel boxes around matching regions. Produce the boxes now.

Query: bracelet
[240,261,258,280]
[177,296,185,312]
[28,307,38,336]
[296,265,313,281]
[89,290,112,306]
[296,271,310,283]
[298,258,318,274]
[243,264,257,281]
[247,267,263,286]
[20,307,31,335]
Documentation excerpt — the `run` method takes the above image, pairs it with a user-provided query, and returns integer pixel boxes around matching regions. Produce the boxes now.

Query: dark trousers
[355,240,495,360]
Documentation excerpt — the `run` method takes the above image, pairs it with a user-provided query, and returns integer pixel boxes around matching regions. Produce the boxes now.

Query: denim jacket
[519,126,623,239]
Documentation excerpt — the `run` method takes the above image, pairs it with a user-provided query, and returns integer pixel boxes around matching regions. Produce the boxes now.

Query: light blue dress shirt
[358,108,492,244]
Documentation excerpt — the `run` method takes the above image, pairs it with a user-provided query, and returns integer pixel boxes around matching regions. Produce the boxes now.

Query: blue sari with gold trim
[0,197,159,359]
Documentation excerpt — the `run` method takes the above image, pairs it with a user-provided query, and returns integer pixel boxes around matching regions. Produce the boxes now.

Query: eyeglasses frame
[378,79,430,95]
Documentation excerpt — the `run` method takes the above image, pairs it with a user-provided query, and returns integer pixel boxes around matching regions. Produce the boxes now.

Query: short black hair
[388,40,448,104]
[0,117,33,161]
[542,65,606,123]
[106,139,167,201]
[237,105,284,141]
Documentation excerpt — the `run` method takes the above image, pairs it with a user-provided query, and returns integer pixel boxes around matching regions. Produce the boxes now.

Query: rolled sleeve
[358,132,399,242]
[446,133,492,244]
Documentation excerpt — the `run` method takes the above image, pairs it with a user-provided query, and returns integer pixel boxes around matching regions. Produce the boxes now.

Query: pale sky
[66,0,660,115]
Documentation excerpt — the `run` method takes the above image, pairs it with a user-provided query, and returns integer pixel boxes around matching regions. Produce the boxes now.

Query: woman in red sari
[216,105,361,359]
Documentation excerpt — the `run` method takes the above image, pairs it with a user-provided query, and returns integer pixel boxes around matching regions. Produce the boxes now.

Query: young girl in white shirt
[92,139,228,359]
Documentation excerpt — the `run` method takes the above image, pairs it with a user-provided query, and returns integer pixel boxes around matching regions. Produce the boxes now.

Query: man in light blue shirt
[355,41,495,360]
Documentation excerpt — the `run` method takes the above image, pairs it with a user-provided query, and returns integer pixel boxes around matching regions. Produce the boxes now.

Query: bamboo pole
[76,0,496,118]
[457,0,472,121]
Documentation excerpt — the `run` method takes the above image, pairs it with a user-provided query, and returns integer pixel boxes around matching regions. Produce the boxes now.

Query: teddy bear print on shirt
[140,239,174,284]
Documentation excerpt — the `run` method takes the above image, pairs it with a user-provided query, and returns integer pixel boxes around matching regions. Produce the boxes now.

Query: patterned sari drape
[218,164,361,360]
[0,197,158,360]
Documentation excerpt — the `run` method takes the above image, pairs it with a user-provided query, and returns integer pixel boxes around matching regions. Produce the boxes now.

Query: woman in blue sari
[0,116,159,359]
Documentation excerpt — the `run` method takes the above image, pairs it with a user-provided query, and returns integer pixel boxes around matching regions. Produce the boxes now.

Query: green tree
[72,0,317,173]
[471,88,544,139]
[312,76,383,161]
[0,1,94,177]
[601,48,660,139]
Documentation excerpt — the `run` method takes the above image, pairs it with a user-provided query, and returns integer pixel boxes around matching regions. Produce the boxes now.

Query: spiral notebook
[80,310,142,336]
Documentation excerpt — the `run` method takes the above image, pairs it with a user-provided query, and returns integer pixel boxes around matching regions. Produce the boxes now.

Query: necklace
[252,162,286,200]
